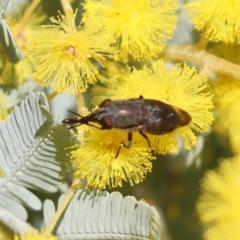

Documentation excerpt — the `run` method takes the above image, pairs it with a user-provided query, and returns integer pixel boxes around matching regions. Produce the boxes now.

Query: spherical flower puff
[71,128,155,189]
[211,76,240,155]
[197,156,240,240]
[227,100,240,155]
[26,10,115,94]
[114,60,214,154]
[211,76,240,135]
[14,231,57,240]
[0,54,31,85]
[90,61,131,106]
[185,0,240,44]
[0,91,8,121]
[83,0,177,62]
[0,223,12,239]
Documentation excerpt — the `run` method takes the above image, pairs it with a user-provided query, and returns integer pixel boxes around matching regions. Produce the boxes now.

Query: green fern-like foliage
[44,190,161,240]
[0,92,73,220]
[0,0,23,64]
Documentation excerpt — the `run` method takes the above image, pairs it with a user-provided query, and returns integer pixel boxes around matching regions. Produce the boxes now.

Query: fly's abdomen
[142,99,191,135]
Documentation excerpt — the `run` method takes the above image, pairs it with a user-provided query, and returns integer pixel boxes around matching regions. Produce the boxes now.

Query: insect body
[62,96,191,157]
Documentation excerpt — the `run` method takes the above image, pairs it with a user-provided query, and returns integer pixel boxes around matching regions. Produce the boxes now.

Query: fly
[62,96,191,158]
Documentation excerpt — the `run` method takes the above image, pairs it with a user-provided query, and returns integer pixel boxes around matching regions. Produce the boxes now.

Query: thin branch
[60,0,73,13]
[43,179,84,237]
[195,36,209,50]
[199,65,213,78]
[18,0,41,28]
[163,45,240,80]
[47,92,58,102]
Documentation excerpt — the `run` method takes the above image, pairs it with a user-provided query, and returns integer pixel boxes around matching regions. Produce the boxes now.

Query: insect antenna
[68,124,82,129]
[63,110,105,130]
[62,110,84,129]
[67,110,83,118]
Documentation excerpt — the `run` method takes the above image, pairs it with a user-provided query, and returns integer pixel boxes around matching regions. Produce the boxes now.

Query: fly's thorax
[110,99,144,130]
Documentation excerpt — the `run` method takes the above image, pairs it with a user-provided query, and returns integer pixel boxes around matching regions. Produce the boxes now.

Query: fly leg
[115,132,132,158]
[139,131,152,148]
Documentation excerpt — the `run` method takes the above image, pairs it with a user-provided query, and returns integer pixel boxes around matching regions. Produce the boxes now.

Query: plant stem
[163,44,240,80]
[43,179,84,236]
[47,92,58,102]
[18,0,41,28]
[195,36,209,50]
[60,0,73,12]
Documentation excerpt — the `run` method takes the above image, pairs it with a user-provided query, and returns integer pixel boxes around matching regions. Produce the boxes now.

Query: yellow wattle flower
[14,231,57,240]
[212,76,240,154]
[71,128,155,189]
[26,10,115,94]
[0,222,12,239]
[114,60,214,154]
[212,76,240,133]
[185,0,240,44]
[0,92,8,121]
[227,100,240,155]
[197,155,240,240]
[83,0,177,62]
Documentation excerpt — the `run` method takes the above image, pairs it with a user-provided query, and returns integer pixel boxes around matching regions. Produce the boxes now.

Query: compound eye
[100,115,113,129]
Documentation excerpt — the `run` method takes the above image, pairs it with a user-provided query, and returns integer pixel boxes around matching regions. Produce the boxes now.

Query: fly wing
[138,99,191,135]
